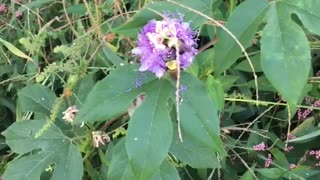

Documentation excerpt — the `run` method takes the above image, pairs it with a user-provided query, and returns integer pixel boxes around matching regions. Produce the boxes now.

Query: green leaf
[2,120,83,180]
[246,76,276,92]
[74,74,95,104]
[195,49,215,77]
[218,75,239,91]
[0,38,34,63]
[270,148,289,167]
[236,53,262,72]
[239,164,256,180]
[261,1,312,106]
[113,0,213,37]
[206,75,225,111]
[214,0,268,75]
[18,0,55,12]
[17,84,56,115]
[126,79,174,179]
[101,43,126,68]
[65,4,86,15]
[170,73,226,168]
[75,65,155,123]
[288,128,320,143]
[151,160,180,180]
[108,139,180,180]
[291,116,315,135]
[256,168,285,179]
[107,139,132,180]
[282,0,320,35]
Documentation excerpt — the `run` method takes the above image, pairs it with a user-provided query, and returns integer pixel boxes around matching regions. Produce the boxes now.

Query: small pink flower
[253,142,266,151]
[289,164,296,170]
[15,10,22,19]
[0,4,7,13]
[310,150,316,155]
[298,98,320,121]
[316,162,320,167]
[284,146,294,152]
[287,134,296,140]
[265,154,272,168]
[62,105,78,123]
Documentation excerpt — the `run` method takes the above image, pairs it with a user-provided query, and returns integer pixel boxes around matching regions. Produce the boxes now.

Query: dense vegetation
[1,0,320,179]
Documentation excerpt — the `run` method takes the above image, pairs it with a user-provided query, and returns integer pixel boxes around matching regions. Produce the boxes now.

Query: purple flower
[132,14,198,77]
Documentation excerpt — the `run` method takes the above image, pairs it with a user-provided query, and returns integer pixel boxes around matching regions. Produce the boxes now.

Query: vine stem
[175,42,183,142]
[167,0,259,102]
[225,97,320,110]
[285,105,292,148]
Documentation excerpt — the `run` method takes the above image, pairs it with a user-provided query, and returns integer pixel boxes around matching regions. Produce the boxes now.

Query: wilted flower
[265,153,272,168]
[253,142,266,151]
[132,13,198,77]
[62,105,78,123]
[0,4,7,13]
[92,131,110,148]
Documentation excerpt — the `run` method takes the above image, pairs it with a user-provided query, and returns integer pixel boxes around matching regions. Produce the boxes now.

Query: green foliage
[17,84,56,116]
[2,120,83,180]
[261,0,317,107]
[2,0,320,179]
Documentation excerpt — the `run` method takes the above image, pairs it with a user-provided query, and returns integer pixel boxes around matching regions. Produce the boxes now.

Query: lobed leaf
[17,84,56,116]
[2,120,83,180]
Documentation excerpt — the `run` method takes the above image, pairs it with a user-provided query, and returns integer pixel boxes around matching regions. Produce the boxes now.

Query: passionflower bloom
[132,14,198,77]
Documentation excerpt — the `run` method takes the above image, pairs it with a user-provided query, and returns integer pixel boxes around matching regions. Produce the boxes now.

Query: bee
[165,39,194,71]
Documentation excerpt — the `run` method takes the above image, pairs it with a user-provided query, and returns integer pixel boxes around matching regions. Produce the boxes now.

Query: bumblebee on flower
[132,13,198,77]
